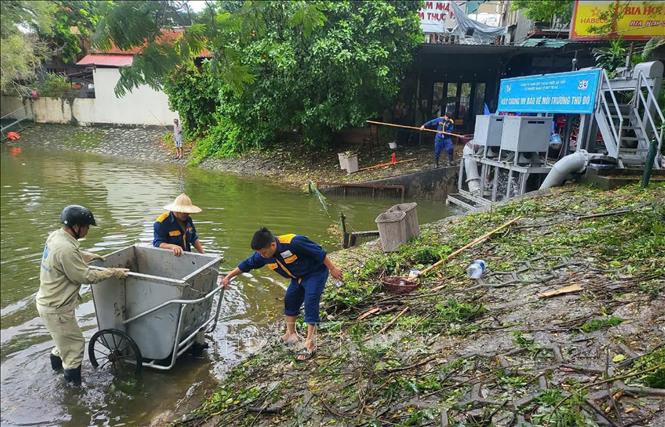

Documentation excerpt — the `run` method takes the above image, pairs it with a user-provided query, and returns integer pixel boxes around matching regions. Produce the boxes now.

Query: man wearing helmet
[37,205,129,385]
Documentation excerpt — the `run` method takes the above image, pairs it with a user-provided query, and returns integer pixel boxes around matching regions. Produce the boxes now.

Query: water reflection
[0,143,451,425]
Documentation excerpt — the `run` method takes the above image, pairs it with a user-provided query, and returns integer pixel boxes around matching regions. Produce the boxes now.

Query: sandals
[295,347,317,362]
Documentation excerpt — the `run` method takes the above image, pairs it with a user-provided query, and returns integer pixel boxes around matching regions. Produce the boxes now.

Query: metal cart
[87,245,223,376]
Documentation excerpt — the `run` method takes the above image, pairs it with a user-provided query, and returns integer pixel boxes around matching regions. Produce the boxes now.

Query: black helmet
[61,205,97,227]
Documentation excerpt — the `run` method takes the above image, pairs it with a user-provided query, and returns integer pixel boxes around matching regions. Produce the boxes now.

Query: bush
[188,114,243,165]
[35,73,74,98]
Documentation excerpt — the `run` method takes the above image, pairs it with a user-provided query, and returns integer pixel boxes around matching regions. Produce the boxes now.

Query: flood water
[0,143,452,426]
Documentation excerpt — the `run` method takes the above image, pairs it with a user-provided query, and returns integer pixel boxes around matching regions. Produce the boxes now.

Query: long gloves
[82,251,105,263]
[99,267,130,279]
[109,268,130,279]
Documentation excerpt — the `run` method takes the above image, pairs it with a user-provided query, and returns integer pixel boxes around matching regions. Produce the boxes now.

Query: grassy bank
[184,183,664,426]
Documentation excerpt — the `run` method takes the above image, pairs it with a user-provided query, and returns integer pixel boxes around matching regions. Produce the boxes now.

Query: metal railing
[0,106,32,137]
[634,71,664,166]
[597,70,623,158]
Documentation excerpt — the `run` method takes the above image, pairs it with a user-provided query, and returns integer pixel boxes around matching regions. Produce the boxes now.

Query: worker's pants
[37,307,84,370]
[434,139,454,165]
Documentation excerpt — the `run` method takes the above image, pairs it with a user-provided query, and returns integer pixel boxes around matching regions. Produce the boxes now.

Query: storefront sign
[497,69,601,114]
[570,0,665,40]
[418,1,458,33]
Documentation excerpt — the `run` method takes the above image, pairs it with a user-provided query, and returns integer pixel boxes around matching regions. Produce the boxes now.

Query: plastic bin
[375,211,407,252]
[388,202,419,240]
[345,154,359,174]
[338,152,359,174]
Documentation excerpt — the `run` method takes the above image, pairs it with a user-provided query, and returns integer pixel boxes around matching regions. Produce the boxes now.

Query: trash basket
[375,211,407,252]
[338,151,358,174]
[345,154,358,174]
[338,152,349,170]
[388,202,419,240]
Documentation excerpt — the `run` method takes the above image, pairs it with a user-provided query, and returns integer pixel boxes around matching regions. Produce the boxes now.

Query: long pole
[417,216,522,277]
[366,120,466,139]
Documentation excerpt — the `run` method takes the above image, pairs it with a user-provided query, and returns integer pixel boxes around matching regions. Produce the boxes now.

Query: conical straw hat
[163,193,202,214]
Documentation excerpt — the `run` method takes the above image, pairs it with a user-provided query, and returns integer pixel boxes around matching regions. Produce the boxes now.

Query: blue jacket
[153,211,199,251]
[238,234,327,281]
[423,117,454,144]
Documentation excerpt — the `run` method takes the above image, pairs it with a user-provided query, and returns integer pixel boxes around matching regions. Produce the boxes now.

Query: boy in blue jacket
[421,112,455,167]
[222,228,343,361]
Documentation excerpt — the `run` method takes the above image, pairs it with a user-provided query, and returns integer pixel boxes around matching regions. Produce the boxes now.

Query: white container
[338,151,358,173]
[500,116,552,154]
[474,115,504,150]
[345,154,359,174]
[388,202,419,240]
[388,141,398,149]
[338,152,349,170]
[375,210,408,252]
[466,259,486,279]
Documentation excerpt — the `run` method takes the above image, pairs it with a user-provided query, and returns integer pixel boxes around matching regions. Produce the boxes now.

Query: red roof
[77,54,134,67]
[88,29,211,58]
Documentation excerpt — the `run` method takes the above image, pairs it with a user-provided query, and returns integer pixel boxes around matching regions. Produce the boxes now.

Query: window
[473,83,486,115]
[459,83,472,119]
[445,83,458,116]
[432,82,444,117]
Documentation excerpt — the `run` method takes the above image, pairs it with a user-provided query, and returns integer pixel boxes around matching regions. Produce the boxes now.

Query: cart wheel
[89,329,142,377]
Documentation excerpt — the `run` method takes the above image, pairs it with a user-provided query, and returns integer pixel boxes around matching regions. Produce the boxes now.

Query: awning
[76,54,133,67]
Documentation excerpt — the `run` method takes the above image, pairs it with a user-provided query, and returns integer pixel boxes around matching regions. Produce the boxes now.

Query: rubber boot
[64,366,82,386]
[50,353,63,371]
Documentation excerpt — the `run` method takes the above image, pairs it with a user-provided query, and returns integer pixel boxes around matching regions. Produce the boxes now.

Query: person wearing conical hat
[153,193,205,257]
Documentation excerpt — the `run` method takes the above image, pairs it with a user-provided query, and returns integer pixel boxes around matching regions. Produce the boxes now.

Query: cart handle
[122,286,222,325]
[90,265,184,285]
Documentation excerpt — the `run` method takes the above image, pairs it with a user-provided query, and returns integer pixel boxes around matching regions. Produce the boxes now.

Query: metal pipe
[122,287,222,325]
[462,143,481,195]
[207,287,225,333]
[539,150,589,190]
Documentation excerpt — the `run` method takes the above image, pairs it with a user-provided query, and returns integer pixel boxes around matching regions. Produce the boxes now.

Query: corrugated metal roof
[520,38,572,48]
[89,29,211,57]
[76,54,134,67]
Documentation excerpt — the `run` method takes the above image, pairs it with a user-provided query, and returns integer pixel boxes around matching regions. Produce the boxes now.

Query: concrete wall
[1,68,177,126]
[319,167,458,201]
[90,68,177,126]
[365,167,458,201]
[0,97,33,120]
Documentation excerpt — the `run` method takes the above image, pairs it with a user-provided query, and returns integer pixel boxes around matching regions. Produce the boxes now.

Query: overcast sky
[187,1,207,12]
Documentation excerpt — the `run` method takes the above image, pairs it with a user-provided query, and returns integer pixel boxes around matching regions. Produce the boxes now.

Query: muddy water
[0,143,452,426]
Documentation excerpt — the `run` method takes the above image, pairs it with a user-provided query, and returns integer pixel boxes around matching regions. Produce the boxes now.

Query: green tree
[511,0,573,24]
[98,1,423,158]
[0,1,56,92]
[40,1,110,64]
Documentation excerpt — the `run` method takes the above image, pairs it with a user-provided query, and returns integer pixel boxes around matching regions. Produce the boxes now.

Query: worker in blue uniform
[153,193,208,356]
[421,112,455,167]
[222,227,343,361]
[153,193,205,256]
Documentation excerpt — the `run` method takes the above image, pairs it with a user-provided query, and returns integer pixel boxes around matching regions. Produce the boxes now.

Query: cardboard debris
[539,283,583,298]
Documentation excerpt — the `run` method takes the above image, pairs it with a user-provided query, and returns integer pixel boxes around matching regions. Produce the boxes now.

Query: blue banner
[497,69,601,114]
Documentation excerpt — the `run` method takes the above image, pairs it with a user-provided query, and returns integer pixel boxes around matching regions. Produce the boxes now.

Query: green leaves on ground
[580,316,623,333]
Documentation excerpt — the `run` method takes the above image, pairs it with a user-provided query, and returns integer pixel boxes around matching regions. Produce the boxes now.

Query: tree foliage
[98,1,423,157]
[0,1,56,92]
[39,1,110,64]
[511,0,573,24]
[163,62,219,139]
